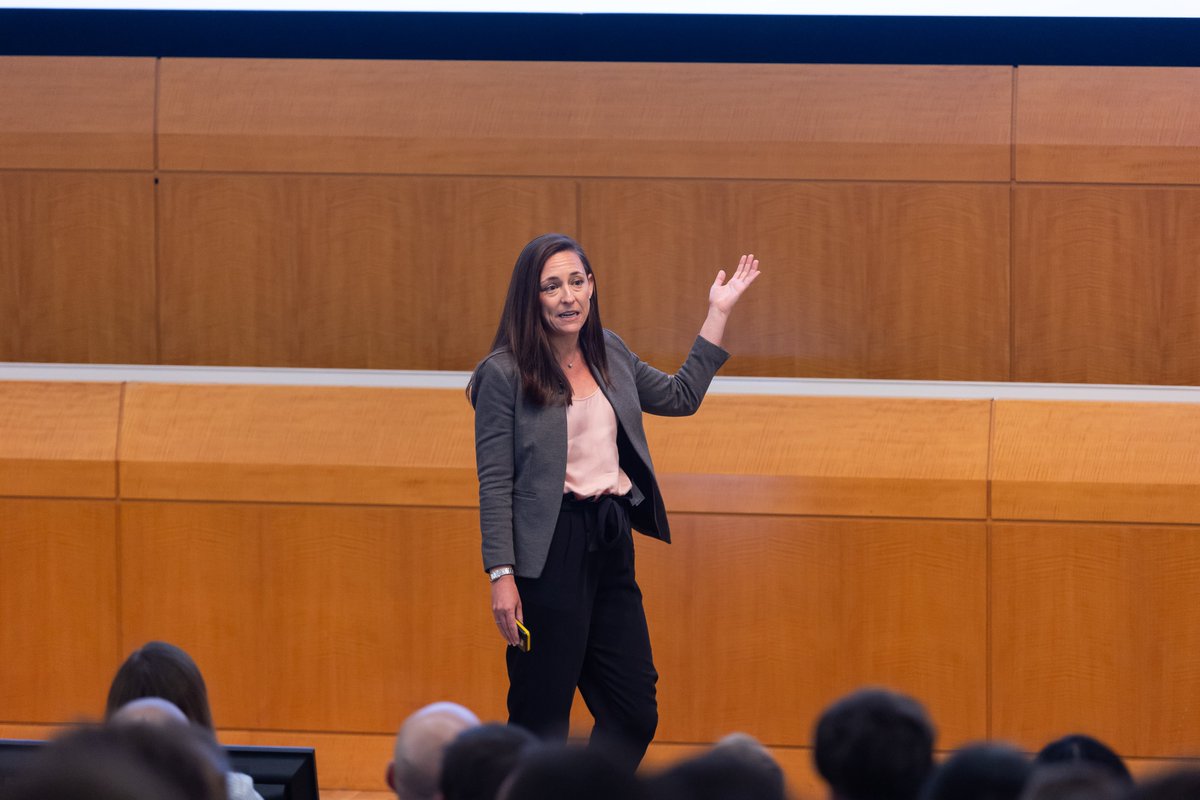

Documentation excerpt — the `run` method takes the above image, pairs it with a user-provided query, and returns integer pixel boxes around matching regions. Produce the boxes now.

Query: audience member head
[1034,734,1132,785]
[498,745,644,800]
[814,687,936,800]
[387,701,481,800]
[106,641,215,731]
[648,739,787,800]
[5,723,226,800]
[109,696,192,727]
[1020,763,1124,800]
[922,743,1032,800]
[1129,769,1200,800]
[439,723,537,800]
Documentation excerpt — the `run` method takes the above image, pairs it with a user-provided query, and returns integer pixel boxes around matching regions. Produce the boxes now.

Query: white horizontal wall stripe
[2,362,1199,403]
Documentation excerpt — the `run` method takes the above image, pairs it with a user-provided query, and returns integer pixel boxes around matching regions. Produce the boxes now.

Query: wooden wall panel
[583,180,1010,380]
[992,522,1200,757]
[0,173,158,364]
[120,502,507,733]
[0,499,118,723]
[0,381,120,498]
[159,60,1011,181]
[157,174,576,369]
[992,401,1200,525]
[1013,186,1200,385]
[0,57,154,170]
[120,385,477,505]
[1017,67,1200,184]
[648,396,991,519]
[639,515,988,747]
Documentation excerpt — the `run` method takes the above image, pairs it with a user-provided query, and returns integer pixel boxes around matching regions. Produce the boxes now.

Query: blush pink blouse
[563,388,633,499]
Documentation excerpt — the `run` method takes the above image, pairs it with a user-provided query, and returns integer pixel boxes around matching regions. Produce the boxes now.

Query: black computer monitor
[0,738,318,800]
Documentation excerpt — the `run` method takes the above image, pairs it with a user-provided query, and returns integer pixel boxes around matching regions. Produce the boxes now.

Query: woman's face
[538,250,594,343]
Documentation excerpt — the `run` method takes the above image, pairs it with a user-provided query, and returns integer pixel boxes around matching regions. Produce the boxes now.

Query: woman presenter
[469,232,759,770]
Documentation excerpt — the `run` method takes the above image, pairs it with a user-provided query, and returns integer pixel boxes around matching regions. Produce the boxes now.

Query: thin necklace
[565,349,579,369]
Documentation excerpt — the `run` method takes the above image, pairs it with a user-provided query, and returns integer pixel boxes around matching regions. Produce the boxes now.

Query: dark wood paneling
[159,59,1011,181]
[1017,67,1200,184]
[583,180,1010,380]
[157,174,576,369]
[1013,186,1200,385]
[0,57,154,170]
[0,173,157,364]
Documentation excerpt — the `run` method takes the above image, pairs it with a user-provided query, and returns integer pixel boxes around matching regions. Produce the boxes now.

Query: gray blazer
[471,330,729,579]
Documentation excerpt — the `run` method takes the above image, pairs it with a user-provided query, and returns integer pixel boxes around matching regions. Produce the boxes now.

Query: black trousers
[507,495,659,772]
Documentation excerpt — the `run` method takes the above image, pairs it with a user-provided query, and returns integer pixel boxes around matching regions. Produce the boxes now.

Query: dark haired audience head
[5,723,226,800]
[106,640,215,731]
[814,688,936,800]
[1020,763,1125,800]
[922,743,1031,800]
[498,745,644,800]
[648,736,787,800]
[1129,769,1200,800]
[1034,734,1132,785]
[439,723,537,800]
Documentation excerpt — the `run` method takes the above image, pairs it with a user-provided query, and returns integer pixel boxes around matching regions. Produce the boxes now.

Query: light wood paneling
[157,174,575,369]
[992,401,1200,525]
[583,180,1010,380]
[119,502,264,730]
[119,385,477,505]
[992,522,1200,757]
[1013,186,1200,385]
[120,502,507,734]
[0,381,120,498]
[0,172,158,364]
[1016,67,1200,184]
[120,384,989,519]
[0,57,154,170]
[649,396,990,519]
[640,515,988,748]
[159,59,1011,181]
[0,499,118,723]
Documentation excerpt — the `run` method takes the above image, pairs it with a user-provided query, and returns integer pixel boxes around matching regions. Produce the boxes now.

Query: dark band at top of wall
[1,9,1200,66]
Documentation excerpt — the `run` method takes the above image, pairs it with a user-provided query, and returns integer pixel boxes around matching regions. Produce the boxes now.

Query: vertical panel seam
[985,397,995,740]
[1009,67,1018,383]
[114,381,127,656]
[153,57,163,365]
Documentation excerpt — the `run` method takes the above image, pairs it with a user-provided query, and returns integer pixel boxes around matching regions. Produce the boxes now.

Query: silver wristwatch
[488,565,515,582]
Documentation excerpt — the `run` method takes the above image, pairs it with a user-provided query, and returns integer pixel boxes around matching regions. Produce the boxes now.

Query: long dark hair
[469,233,610,407]
[105,641,215,733]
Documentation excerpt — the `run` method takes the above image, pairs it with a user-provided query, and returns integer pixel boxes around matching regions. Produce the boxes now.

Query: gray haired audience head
[388,701,481,800]
[921,743,1031,800]
[439,723,537,800]
[814,688,936,800]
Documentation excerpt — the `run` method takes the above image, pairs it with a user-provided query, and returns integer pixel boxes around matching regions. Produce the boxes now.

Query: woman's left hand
[708,254,761,316]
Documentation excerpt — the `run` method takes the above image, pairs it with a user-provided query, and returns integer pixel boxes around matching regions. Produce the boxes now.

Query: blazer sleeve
[608,331,731,417]
[472,355,518,572]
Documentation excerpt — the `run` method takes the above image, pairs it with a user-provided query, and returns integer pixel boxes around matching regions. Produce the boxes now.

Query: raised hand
[708,253,761,316]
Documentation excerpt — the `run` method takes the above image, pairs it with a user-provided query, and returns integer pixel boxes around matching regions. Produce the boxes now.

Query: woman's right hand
[491,574,523,646]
